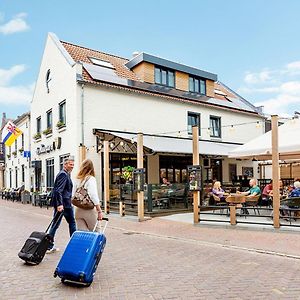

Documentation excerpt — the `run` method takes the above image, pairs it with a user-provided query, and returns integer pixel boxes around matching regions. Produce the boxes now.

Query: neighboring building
[4,113,31,191]
[30,33,265,194]
[0,113,8,188]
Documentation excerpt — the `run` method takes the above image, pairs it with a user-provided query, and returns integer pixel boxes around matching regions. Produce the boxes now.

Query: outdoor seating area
[0,188,52,208]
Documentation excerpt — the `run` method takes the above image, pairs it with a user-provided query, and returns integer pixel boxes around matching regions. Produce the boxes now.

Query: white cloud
[0,12,30,35]
[0,65,26,86]
[0,65,33,105]
[286,61,300,71]
[244,70,274,84]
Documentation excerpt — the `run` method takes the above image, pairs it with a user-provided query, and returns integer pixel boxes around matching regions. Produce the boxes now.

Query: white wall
[30,34,79,189]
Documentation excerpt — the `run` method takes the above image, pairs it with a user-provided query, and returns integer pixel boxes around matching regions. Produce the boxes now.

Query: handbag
[71,176,95,210]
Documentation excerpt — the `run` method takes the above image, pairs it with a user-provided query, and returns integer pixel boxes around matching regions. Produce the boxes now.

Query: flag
[2,121,22,147]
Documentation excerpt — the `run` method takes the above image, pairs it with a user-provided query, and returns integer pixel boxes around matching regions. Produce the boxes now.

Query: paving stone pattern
[0,200,300,299]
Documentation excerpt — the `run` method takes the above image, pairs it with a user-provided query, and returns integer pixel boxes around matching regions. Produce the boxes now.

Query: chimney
[1,113,7,130]
[132,51,139,58]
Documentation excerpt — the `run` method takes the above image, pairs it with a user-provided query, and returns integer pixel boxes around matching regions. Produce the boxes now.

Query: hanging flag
[2,121,22,147]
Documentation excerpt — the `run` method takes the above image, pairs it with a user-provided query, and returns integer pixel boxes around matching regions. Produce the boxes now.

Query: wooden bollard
[119,201,125,217]
[229,204,236,225]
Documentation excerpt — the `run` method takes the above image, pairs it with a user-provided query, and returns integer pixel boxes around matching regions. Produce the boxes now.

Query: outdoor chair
[212,194,229,214]
[169,185,189,208]
[244,195,260,216]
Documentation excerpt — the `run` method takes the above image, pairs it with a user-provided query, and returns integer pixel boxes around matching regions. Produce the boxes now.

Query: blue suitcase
[54,218,108,286]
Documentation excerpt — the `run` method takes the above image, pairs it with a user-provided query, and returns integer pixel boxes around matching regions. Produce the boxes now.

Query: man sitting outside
[238,178,261,214]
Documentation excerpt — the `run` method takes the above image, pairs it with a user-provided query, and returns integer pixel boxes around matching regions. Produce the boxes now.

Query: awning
[94,129,240,156]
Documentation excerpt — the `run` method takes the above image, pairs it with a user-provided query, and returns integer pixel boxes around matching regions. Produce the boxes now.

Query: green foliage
[121,166,134,181]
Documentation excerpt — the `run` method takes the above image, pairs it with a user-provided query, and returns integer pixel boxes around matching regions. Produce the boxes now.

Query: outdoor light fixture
[256,121,261,128]
[110,142,114,149]
[120,141,124,146]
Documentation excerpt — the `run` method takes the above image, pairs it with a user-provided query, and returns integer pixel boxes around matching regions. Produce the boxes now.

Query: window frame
[154,66,175,88]
[36,117,41,134]
[187,111,201,136]
[59,100,66,125]
[189,76,206,95]
[46,109,52,130]
[59,153,70,170]
[46,158,55,189]
[209,115,222,138]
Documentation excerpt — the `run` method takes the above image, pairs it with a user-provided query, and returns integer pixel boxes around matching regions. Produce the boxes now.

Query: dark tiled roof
[61,41,260,116]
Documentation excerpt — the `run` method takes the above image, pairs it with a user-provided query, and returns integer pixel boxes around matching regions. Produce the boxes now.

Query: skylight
[89,57,115,69]
[215,89,227,96]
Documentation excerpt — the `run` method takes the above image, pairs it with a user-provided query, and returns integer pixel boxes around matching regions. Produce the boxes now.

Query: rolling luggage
[18,212,63,265]
[54,217,108,286]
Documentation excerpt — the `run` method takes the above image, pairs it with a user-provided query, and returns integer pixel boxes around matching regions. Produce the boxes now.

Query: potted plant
[7,154,11,159]
[12,151,17,157]
[42,127,52,135]
[56,120,65,129]
[19,147,24,154]
[33,132,41,140]
[121,166,134,183]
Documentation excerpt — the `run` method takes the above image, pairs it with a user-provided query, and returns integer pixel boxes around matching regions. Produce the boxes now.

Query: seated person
[238,178,261,198]
[262,181,272,198]
[161,177,171,187]
[289,181,300,198]
[212,181,225,201]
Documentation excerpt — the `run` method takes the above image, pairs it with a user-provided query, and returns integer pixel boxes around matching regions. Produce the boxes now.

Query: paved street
[1,199,300,300]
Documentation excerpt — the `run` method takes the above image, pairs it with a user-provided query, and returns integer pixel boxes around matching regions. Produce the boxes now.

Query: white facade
[29,33,265,194]
[4,113,31,190]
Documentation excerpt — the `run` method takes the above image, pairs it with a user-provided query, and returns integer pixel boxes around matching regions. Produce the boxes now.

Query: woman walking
[73,159,103,231]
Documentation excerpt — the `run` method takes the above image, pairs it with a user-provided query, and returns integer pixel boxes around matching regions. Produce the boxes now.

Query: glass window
[15,166,18,188]
[46,158,55,188]
[21,133,24,148]
[9,169,12,188]
[22,165,25,183]
[46,110,52,129]
[187,112,201,135]
[14,139,17,152]
[59,153,70,170]
[155,66,175,88]
[59,101,66,124]
[189,76,206,95]
[210,116,221,138]
[37,117,41,134]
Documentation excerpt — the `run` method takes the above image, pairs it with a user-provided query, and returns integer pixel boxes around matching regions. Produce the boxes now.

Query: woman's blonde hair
[213,181,221,189]
[77,159,95,180]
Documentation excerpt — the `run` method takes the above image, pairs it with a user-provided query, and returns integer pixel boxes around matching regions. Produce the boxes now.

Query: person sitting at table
[289,181,300,198]
[238,178,261,197]
[212,181,225,201]
[161,177,171,187]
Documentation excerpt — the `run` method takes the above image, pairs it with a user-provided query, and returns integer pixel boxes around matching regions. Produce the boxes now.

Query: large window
[22,165,25,183]
[21,133,24,149]
[46,109,52,129]
[15,166,18,188]
[187,112,201,135]
[46,158,55,189]
[189,76,206,95]
[155,66,175,87]
[59,153,70,170]
[59,101,66,125]
[36,117,41,134]
[210,116,221,138]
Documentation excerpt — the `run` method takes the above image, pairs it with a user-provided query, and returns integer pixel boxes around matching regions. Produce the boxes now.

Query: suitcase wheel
[61,278,65,284]
[53,271,58,278]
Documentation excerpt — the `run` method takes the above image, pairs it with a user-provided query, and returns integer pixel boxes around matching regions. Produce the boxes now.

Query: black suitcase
[18,212,62,265]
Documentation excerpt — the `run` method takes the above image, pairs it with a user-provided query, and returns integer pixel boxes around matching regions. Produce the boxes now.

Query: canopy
[228,118,300,160]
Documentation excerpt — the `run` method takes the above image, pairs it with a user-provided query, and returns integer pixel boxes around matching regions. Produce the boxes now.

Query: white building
[30,33,265,194]
[4,113,31,191]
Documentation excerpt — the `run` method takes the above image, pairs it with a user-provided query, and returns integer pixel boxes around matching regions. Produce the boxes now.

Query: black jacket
[51,169,73,208]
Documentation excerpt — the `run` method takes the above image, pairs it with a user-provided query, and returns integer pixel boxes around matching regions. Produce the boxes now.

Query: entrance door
[229,164,237,183]
[211,159,223,182]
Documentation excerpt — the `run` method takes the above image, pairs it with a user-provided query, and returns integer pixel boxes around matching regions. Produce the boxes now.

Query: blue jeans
[48,207,76,249]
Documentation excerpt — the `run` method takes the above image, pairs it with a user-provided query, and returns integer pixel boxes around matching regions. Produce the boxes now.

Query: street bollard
[119,200,125,217]
[229,204,236,225]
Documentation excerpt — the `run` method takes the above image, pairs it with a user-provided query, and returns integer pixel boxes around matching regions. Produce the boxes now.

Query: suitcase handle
[93,217,109,233]
[45,211,64,233]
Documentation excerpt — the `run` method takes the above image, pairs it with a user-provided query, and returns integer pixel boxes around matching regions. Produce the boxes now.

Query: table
[225,194,246,225]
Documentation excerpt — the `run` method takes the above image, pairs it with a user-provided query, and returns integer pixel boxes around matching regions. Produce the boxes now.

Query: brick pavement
[1,199,300,299]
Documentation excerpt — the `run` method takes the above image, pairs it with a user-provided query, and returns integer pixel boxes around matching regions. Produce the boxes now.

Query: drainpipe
[81,83,85,145]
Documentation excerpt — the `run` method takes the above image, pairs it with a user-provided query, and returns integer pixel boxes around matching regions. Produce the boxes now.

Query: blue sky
[1,0,300,120]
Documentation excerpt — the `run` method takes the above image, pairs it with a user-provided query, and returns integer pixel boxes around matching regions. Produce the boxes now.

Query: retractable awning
[93,129,240,156]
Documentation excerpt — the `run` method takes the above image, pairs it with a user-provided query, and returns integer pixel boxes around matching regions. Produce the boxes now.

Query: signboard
[188,165,202,191]
[133,168,146,192]
[0,142,5,163]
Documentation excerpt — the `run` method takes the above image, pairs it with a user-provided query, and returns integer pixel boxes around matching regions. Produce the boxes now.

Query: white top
[72,176,100,206]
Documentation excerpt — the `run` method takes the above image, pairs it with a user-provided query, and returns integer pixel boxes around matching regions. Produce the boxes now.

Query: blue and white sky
[1,0,300,120]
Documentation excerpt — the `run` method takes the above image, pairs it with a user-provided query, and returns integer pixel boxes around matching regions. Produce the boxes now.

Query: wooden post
[78,145,87,165]
[103,141,110,214]
[137,133,144,221]
[229,205,236,225]
[119,200,125,217]
[271,115,280,228]
[192,126,200,224]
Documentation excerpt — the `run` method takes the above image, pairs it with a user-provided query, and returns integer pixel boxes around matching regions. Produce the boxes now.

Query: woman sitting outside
[212,181,225,202]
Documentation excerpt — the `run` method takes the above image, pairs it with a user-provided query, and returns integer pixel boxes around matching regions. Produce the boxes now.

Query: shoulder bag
[71,176,95,210]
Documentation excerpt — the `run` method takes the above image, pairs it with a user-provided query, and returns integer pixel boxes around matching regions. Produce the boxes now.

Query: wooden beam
[103,141,110,214]
[192,126,200,224]
[271,115,280,228]
[137,133,144,221]
[78,145,87,165]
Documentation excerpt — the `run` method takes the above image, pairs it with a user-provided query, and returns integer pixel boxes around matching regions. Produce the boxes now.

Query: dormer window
[155,66,175,88]
[189,76,206,95]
